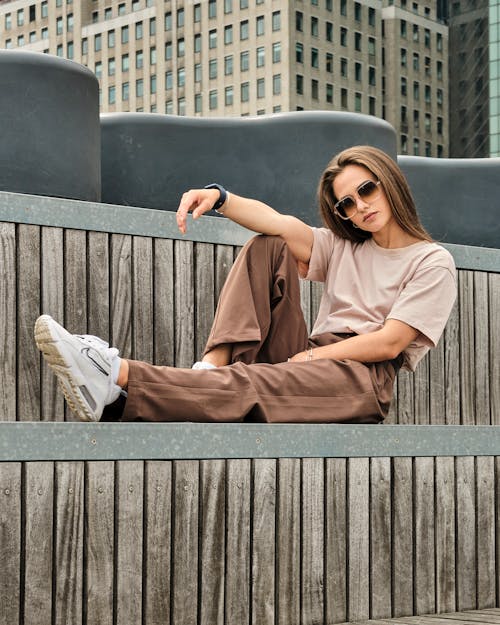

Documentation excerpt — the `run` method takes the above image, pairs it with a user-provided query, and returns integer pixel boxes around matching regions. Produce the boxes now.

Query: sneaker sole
[34,315,97,422]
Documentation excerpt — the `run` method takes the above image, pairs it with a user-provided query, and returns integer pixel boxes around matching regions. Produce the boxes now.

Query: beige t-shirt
[304,228,457,371]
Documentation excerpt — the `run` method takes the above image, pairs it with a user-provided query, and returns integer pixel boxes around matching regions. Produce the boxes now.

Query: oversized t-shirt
[303,228,457,371]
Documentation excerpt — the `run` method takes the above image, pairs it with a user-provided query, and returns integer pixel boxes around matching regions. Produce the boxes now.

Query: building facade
[0,0,449,156]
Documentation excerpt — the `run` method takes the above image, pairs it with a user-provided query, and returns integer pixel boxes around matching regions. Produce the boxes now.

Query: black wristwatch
[204,183,228,213]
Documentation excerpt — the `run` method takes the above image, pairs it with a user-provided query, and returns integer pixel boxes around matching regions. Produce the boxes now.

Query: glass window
[413,52,419,71]
[118,4,126,15]
[241,82,249,102]
[109,86,116,105]
[209,59,217,79]
[437,88,443,106]
[341,88,347,108]
[104,7,112,19]
[225,0,232,13]
[257,78,265,98]
[240,0,248,7]
[41,2,48,18]
[225,55,233,75]
[136,22,143,40]
[413,109,419,128]
[195,63,202,82]
[136,79,144,98]
[273,74,281,95]
[195,93,202,113]
[240,20,249,40]
[92,11,98,23]
[17,9,24,26]
[355,92,362,112]
[194,33,202,52]
[122,26,129,44]
[18,35,25,47]
[369,66,376,86]
[67,41,74,58]
[257,46,265,67]
[425,85,431,103]
[272,42,281,63]
[57,17,63,35]
[401,76,407,96]
[368,37,375,56]
[326,83,333,103]
[108,57,115,76]
[178,38,185,56]
[311,48,319,68]
[355,62,361,81]
[122,82,129,101]
[326,0,332,11]
[369,7,375,26]
[5,13,11,29]
[424,28,430,47]
[437,33,443,51]
[312,79,319,100]
[194,4,201,22]
[437,60,443,80]
[326,52,333,73]
[165,42,172,60]
[341,57,348,77]
[256,15,264,36]
[400,20,407,38]
[43,28,50,41]
[296,11,303,32]
[95,61,102,78]
[67,13,73,31]
[296,74,303,95]
[340,0,346,16]
[150,47,156,65]
[165,12,172,31]
[296,42,304,63]
[413,138,420,156]
[108,30,115,48]
[240,50,249,71]
[136,51,143,69]
[224,25,233,44]
[178,98,186,115]
[401,48,407,67]
[354,2,361,21]
[413,81,419,100]
[5,39,12,49]
[413,24,419,42]
[150,18,156,36]
[437,116,443,134]
[340,27,347,46]
[272,11,280,31]
[311,16,318,37]
[326,22,333,42]
[95,33,102,51]
[209,29,217,48]
[355,32,361,51]
[225,86,233,105]
[178,67,185,86]
[177,9,184,27]
[209,0,217,18]
[122,54,129,72]
[166,100,173,114]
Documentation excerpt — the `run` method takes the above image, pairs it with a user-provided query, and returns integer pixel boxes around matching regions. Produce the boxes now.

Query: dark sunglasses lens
[358,180,378,200]
[337,197,355,217]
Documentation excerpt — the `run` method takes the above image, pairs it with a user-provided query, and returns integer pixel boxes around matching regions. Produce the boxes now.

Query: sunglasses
[333,179,382,220]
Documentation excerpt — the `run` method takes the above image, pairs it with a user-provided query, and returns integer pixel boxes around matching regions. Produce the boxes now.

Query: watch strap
[204,183,228,213]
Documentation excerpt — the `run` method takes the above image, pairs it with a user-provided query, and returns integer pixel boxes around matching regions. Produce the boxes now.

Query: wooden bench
[339,608,500,624]
[0,190,499,625]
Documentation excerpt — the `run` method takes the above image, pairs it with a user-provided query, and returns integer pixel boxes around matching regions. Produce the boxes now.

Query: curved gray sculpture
[0,50,100,201]
[101,111,397,225]
[399,155,500,249]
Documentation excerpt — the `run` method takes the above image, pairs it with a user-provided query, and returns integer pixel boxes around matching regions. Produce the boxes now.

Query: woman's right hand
[176,188,220,235]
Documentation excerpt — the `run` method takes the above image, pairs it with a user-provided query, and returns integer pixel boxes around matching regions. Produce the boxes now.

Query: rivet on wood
[98,486,104,494]
[37,488,43,496]
[184,485,189,491]
[256,438,261,444]
[4,488,10,495]
[91,438,97,445]
[68,488,74,494]
[129,485,134,492]
[157,486,162,492]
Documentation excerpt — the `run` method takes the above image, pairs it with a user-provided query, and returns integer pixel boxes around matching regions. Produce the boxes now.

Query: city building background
[0,0,497,157]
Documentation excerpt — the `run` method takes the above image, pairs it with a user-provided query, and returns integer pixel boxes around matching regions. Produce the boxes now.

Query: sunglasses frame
[333,179,382,221]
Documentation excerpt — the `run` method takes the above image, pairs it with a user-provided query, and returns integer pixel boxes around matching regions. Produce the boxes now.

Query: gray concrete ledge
[1,423,500,461]
[1,190,499,272]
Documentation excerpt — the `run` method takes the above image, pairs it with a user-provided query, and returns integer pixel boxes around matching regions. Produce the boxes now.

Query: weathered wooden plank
[64,229,87,421]
[444,298,460,424]
[0,223,16,421]
[435,457,456,613]
[277,458,301,625]
[172,460,199,625]
[132,236,154,362]
[392,457,413,617]
[0,462,21,625]
[252,458,276,625]
[473,272,490,424]
[153,237,175,366]
[24,462,54,625]
[300,279,312,333]
[18,224,41,421]
[325,458,347,624]
[85,461,114,625]
[199,459,225,625]
[497,457,500,605]
[54,461,84,625]
[348,457,369,622]
[370,457,392,619]
[413,353,430,424]
[195,243,215,361]
[395,369,414,425]
[386,375,398,425]
[144,460,172,625]
[41,227,65,421]
[456,456,476,611]
[459,271,475,424]
[87,231,110,340]
[111,234,132,359]
[116,461,144,625]
[414,457,435,615]
[489,274,500,425]
[429,335,445,425]
[301,458,324,625]
[226,459,251,625]
[476,456,495,608]
[310,281,323,328]
[174,240,195,367]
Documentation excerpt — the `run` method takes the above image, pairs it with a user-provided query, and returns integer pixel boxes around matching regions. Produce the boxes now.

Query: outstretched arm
[289,319,419,363]
[176,188,314,265]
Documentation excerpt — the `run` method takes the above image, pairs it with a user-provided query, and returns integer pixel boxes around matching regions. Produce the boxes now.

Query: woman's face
[332,164,395,234]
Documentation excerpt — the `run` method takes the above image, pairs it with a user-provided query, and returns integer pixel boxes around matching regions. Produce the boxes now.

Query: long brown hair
[318,145,433,243]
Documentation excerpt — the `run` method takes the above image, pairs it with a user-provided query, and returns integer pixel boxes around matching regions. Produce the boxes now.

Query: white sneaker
[34,315,121,422]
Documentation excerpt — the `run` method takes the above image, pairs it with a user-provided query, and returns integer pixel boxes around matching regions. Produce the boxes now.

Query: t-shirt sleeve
[387,264,457,347]
[302,227,336,282]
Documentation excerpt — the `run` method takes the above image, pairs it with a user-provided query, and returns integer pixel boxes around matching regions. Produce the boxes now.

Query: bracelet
[306,347,314,361]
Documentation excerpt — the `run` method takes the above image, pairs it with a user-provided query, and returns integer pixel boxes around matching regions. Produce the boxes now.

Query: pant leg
[203,234,309,364]
[122,337,401,424]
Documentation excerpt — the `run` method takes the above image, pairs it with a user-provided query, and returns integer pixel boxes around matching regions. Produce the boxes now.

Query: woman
[35,146,456,424]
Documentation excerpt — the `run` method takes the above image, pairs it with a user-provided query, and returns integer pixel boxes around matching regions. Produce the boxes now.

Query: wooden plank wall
[0,221,498,424]
[0,456,498,625]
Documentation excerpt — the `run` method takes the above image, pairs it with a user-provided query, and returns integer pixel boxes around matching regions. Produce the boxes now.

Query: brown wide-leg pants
[111,235,401,424]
